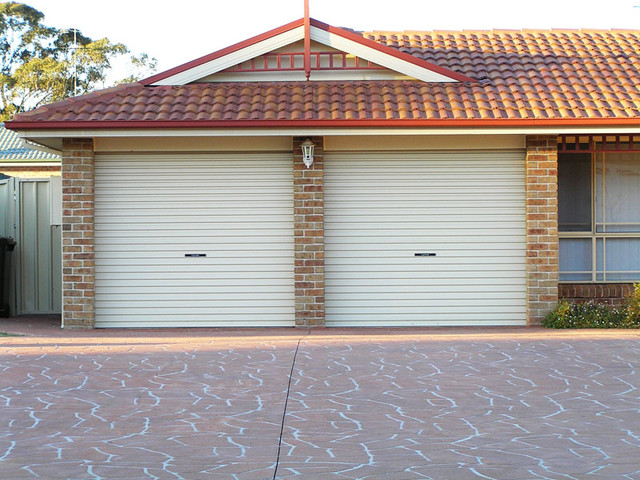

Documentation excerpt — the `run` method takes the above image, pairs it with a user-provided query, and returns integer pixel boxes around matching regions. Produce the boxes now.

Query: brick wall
[61,139,95,329]
[0,166,60,178]
[293,137,325,327]
[526,135,559,325]
[559,283,634,307]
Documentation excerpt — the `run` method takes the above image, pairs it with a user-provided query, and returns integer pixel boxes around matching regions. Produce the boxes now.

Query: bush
[625,283,640,325]
[542,301,630,329]
[543,284,640,329]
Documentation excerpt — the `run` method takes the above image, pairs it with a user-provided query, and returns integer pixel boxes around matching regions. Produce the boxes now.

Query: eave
[7,117,640,131]
[8,117,640,153]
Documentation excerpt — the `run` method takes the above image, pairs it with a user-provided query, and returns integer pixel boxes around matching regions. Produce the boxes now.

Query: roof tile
[10,29,640,126]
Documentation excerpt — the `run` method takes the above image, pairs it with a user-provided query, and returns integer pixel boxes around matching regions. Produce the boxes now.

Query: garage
[324,150,527,326]
[94,153,295,327]
[11,14,616,329]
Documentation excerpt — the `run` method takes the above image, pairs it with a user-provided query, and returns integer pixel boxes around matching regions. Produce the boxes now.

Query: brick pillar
[293,137,324,326]
[61,139,95,329]
[526,135,559,325]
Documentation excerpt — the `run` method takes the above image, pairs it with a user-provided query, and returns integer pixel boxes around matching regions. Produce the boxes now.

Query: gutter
[5,117,640,131]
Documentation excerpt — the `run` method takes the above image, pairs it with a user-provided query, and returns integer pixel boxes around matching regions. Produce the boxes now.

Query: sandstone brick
[62,138,95,329]
[526,135,558,325]
[294,137,325,327]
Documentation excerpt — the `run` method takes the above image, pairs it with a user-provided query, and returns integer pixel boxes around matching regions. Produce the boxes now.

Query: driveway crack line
[273,335,303,479]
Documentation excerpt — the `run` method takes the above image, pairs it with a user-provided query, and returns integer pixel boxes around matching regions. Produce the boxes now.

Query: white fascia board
[310,26,457,83]
[152,26,305,85]
[15,127,640,140]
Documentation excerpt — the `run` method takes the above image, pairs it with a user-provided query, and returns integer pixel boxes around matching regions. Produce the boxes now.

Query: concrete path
[1,317,639,479]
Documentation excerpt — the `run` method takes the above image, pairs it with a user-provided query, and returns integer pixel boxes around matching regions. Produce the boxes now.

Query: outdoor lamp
[301,139,315,168]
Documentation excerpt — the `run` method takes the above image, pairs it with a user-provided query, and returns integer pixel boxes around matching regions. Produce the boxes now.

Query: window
[559,136,640,282]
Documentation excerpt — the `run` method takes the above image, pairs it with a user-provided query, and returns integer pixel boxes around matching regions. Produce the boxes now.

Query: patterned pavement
[1,318,639,479]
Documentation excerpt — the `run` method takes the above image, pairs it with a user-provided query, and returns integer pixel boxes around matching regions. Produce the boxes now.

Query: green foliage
[0,2,52,73]
[625,283,640,324]
[543,285,640,329]
[117,53,158,84]
[9,56,66,111]
[0,2,156,120]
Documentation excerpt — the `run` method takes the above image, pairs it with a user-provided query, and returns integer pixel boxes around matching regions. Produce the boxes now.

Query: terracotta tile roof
[8,29,640,127]
[365,29,640,119]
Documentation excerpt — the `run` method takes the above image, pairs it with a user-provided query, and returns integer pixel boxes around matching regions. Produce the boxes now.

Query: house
[0,123,60,177]
[6,16,640,329]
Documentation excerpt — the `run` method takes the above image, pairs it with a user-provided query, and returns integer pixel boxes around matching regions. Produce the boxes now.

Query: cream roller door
[325,150,527,326]
[94,153,294,327]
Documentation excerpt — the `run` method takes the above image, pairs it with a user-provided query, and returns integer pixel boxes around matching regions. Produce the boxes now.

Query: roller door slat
[94,153,294,327]
[324,150,527,327]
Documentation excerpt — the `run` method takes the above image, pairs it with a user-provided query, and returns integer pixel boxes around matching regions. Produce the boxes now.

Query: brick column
[293,137,324,327]
[61,139,95,329]
[526,135,559,325]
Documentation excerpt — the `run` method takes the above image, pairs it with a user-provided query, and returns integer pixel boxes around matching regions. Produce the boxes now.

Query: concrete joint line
[273,336,303,479]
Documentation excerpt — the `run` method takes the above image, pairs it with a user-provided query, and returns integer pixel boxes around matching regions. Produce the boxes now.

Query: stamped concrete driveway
[1,318,639,480]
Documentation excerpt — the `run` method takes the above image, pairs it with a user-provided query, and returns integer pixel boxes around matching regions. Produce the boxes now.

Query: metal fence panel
[0,177,61,315]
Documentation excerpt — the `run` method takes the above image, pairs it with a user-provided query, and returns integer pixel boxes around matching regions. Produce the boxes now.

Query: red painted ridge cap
[6,118,640,131]
[141,17,477,86]
[309,19,477,83]
[140,18,305,85]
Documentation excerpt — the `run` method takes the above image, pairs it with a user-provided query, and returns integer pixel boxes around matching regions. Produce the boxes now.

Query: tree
[0,2,156,120]
[117,53,158,85]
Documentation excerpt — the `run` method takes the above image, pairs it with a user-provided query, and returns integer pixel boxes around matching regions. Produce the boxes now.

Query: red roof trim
[309,19,476,83]
[7,118,640,131]
[141,17,477,86]
[141,18,305,85]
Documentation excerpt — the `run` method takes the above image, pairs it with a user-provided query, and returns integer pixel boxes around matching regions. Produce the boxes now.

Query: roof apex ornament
[304,0,311,81]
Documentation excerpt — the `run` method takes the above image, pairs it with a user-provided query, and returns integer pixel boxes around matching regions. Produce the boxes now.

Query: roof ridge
[141,18,305,85]
[144,17,477,86]
[363,28,640,34]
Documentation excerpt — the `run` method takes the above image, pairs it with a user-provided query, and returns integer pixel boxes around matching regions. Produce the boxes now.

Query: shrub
[625,283,640,325]
[543,299,634,329]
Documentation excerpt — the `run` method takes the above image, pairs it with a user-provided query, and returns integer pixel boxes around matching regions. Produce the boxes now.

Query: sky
[22,0,640,79]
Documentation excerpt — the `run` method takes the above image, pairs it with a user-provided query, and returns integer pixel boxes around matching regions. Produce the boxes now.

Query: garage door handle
[415,253,436,257]
[185,253,207,257]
